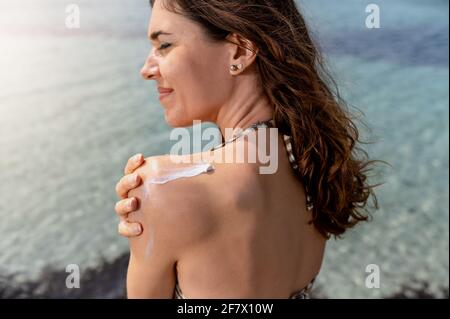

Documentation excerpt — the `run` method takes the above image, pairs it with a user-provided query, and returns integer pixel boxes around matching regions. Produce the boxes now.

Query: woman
[114,0,381,299]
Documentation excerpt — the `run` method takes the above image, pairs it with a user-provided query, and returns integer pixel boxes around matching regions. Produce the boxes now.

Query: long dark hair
[150,0,388,239]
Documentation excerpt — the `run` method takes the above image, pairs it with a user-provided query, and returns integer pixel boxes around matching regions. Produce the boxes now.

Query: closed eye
[158,43,172,51]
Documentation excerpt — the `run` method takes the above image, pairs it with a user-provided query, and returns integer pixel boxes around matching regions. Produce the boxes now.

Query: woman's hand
[115,153,145,237]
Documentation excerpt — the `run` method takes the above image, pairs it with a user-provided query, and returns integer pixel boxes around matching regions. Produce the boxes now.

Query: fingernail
[128,198,136,210]
[134,225,141,234]
[134,154,143,163]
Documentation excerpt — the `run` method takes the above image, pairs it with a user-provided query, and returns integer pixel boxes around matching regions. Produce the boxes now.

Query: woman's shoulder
[134,151,259,189]
[127,152,266,249]
[132,153,218,188]
[126,154,217,249]
[128,152,261,219]
[129,153,215,206]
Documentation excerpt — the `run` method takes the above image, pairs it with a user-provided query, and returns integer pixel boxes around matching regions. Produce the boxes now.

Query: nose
[140,51,160,80]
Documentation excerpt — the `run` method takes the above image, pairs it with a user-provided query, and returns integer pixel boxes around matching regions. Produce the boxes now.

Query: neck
[215,92,274,141]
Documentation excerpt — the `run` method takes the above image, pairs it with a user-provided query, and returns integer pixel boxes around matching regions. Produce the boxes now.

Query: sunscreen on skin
[146,162,215,185]
[142,162,214,259]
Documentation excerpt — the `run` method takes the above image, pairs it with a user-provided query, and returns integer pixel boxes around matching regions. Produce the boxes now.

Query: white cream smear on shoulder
[143,162,214,259]
[146,162,215,185]
[141,161,215,201]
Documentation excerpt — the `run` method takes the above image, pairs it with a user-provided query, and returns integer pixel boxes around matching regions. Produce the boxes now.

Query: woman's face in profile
[141,0,233,127]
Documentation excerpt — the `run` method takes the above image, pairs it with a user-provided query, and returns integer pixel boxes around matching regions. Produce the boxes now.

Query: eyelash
[158,43,172,51]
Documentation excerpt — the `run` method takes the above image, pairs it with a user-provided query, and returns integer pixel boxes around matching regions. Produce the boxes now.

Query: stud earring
[230,64,243,72]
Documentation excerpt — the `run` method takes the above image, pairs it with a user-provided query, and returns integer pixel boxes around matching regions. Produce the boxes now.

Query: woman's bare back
[168,133,327,298]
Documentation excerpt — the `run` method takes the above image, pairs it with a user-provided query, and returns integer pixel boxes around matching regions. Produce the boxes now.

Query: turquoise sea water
[0,0,448,298]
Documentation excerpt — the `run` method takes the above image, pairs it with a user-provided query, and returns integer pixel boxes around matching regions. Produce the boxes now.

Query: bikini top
[174,277,316,299]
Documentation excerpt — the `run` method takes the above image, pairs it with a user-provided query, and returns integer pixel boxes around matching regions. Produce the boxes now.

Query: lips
[158,87,174,94]
[158,87,174,100]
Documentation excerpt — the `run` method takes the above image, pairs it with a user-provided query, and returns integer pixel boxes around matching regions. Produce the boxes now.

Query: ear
[226,33,259,75]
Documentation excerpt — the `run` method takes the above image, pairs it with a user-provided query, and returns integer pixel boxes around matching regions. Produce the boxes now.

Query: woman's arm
[114,154,178,297]
[118,155,214,298]
[125,169,187,298]
[124,156,216,298]
[125,189,178,298]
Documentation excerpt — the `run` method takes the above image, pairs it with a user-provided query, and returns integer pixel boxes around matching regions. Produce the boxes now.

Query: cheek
[163,50,230,113]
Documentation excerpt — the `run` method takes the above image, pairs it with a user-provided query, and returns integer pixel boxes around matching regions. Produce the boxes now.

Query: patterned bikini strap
[211,119,276,151]
[283,133,314,211]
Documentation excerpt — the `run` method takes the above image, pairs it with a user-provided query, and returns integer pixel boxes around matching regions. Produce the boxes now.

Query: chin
[164,111,193,128]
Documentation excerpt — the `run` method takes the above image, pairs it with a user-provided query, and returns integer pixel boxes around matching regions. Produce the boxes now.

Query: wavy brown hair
[150,0,387,239]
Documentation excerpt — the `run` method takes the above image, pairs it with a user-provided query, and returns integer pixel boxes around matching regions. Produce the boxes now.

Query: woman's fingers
[115,197,138,217]
[113,153,145,238]
[125,153,145,175]
[115,173,142,199]
[118,219,142,237]
[115,153,145,237]
[115,198,142,237]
